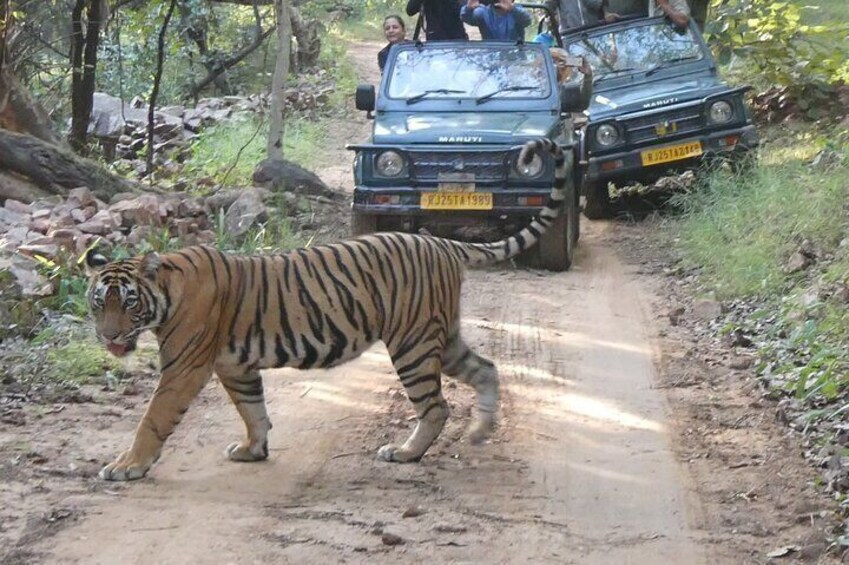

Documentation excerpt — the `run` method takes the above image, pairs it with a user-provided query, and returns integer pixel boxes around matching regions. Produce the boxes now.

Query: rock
[691,298,723,322]
[4,199,31,214]
[0,254,51,296]
[0,207,27,226]
[667,306,685,326]
[402,506,426,518]
[126,225,154,245]
[380,532,405,546]
[68,186,97,209]
[224,189,268,238]
[17,243,60,260]
[109,195,163,228]
[728,354,754,370]
[784,251,811,274]
[252,158,338,199]
[77,210,120,235]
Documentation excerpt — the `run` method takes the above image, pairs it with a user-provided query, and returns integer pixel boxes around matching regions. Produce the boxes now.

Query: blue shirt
[460,5,531,41]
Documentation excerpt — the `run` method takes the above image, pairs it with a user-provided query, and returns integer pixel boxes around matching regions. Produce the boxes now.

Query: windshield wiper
[475,85,536,105]
[645,56,700,76]
[594,67,637,83]
[406,89,466,104]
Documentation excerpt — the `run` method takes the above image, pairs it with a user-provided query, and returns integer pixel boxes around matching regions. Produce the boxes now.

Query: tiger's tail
[454,138,570,267]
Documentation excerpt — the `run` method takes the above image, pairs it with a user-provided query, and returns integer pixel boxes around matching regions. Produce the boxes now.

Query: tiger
[86,138,570,481]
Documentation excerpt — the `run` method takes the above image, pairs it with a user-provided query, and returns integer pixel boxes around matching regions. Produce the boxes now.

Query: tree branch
[186,25,274,99]
[146,0,177,172]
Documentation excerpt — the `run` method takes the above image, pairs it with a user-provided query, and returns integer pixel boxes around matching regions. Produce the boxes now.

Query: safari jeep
[348,20,591,271]
[562,15,759,219]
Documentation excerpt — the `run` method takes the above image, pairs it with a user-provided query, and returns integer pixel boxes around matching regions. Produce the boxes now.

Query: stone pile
[91,71,336,173]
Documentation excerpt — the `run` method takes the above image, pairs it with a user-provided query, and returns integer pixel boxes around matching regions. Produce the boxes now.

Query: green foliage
[46,339,123,384]
[32,251,92,318]
[183,115,330,186]
[705,0,849,116]
[671,137,848,297]
[670,124,849,410]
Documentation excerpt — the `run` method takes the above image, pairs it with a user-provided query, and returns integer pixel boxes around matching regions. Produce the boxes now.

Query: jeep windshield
[386,44,551,101]
[564,20,704,82]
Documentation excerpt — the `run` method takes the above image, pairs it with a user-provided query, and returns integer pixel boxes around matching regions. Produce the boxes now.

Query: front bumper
[585,124,759,183]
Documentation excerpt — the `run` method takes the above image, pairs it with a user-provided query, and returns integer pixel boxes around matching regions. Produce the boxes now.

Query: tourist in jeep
[406,0,468,40]
[549,0,619,33]
[650,0,689,28]
[378,15,408,72]
[460,0,531,41]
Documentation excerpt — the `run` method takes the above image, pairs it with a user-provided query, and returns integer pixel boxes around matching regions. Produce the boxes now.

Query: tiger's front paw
[225,440,269,462]
[99,449,155,481]
[377,443,422,463]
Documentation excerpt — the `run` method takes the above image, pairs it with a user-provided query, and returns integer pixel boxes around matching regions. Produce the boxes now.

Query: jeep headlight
[595,124,620,147]
[516,152,544,178]
[708,100,733,124]
[375,151,405,177]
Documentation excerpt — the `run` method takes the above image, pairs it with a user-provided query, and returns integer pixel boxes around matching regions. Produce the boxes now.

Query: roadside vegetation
[668,0,849,528]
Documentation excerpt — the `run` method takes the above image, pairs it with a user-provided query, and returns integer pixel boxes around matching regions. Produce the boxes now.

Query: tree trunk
[0,128,141,202]
[69,0,105,154]
[267,0,291,160]
[0,66,62,145]
[147,0,177,172]
[290,6,321,70]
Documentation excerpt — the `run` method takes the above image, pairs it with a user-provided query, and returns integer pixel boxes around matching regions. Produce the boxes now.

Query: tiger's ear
[139,252,161,281]
[84,248,110,275]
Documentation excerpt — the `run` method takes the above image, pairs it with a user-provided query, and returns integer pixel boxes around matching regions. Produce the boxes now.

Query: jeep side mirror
[356,84,375,113]
[560,68,592,113]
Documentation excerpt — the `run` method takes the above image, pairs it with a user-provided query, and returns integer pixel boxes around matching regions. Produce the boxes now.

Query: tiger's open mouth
[105,340,137,357]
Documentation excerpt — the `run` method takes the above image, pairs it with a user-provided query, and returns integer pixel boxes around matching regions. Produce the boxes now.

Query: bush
[705,0,849,118]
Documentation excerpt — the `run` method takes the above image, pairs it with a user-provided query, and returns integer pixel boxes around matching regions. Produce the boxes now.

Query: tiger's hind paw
[225,440,269,462]
[468,413,496,445]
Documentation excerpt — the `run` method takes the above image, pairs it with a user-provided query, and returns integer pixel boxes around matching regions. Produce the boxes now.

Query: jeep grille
[410,151,510,182]
[623,106,702,144]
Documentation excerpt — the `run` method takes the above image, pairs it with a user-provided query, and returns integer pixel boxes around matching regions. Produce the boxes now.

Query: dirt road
[36,222,706,564]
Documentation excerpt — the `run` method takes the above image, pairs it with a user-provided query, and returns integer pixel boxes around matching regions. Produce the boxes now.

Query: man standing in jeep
[406,0,469,40]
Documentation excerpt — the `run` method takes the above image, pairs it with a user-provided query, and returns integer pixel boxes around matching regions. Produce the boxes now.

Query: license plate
[421,192,493,210]
[641,141,703,166]
[437,172,475,193]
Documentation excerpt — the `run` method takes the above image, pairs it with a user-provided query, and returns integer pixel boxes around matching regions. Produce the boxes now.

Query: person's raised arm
[461,0,484,24]
[510,2,532,29]
[656,0,689,28]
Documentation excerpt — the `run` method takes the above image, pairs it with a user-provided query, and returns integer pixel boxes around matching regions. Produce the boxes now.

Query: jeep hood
[372,113,560,145]
[589,75,729,120]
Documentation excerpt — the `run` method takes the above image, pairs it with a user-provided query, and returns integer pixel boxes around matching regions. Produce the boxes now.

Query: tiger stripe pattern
[86,139,568,481]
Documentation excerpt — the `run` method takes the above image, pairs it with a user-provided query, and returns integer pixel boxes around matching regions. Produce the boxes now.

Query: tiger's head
[85,249,164,358]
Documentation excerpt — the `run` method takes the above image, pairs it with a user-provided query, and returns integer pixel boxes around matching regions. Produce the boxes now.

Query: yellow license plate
[641,141,703,166]
[421,192,493,210]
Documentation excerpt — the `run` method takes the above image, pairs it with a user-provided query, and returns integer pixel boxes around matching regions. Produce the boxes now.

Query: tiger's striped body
[87,139,570,481]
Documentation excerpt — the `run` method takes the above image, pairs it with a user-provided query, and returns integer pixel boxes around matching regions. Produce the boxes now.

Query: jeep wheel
[522,188,577,272]
[351,211,378,236]
[583,180,612,220]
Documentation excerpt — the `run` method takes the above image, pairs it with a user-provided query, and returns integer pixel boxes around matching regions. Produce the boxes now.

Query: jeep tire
[522,183,577,272]
[351,210,378,236]
[583,180,612,220]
